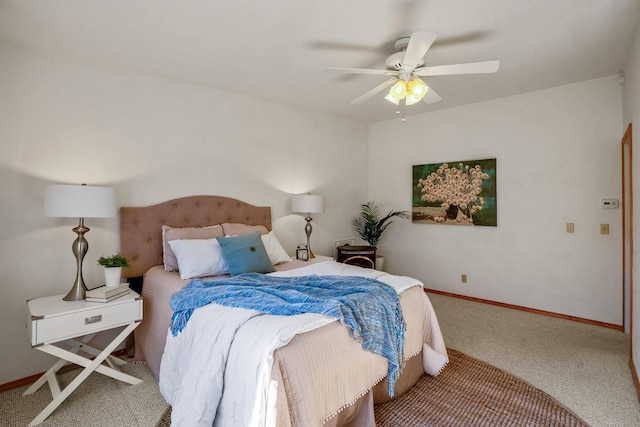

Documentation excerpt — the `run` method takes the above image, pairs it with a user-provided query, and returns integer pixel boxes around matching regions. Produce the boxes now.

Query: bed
[120,195,447,427]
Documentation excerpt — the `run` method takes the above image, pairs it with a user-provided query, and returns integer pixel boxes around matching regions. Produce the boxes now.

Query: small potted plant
[97,253,130,287]
[353,201,409,270]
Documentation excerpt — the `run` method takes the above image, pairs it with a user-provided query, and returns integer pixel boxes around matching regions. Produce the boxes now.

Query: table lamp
[291,194,324,259]
[44,184,116,301]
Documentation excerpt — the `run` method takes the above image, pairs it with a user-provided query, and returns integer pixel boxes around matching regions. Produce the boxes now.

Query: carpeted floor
[155,349,588,427]
[0,361,167,427]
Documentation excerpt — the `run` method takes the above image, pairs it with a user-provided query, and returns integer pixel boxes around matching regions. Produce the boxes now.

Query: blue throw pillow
[216,232,276,275]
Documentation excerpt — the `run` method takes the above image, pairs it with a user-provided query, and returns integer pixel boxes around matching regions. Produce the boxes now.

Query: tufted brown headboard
[120,195,272,279]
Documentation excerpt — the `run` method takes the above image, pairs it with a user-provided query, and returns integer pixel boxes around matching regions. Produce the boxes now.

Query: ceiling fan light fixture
[391,80,407,97]
[407,78,428,99]
[384,92,400,105]
[385,78,428,106]
[384,80,407,104]
[405,94,421,106]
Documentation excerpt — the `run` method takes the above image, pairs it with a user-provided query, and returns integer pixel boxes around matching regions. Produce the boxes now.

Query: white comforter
[159,261,439,427]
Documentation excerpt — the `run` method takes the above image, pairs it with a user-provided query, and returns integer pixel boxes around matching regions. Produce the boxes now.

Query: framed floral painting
[412,158,497,226]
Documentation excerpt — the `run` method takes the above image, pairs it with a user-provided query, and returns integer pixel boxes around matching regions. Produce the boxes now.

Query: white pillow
[162,225,223,271]
[261,231,291,265]
[168,238,229,280]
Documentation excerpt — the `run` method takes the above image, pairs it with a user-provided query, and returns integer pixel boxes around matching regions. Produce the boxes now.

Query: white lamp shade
[291,194,324,214]
[44,184,117,218]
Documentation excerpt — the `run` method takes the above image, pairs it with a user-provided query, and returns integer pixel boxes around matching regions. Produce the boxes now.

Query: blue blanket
[169,273,406,396]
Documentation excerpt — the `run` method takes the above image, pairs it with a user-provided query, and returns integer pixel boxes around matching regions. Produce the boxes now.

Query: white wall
[0,41,367,384]
[622,19,640,384]
[0,37,633,387]
[368,76,624,325]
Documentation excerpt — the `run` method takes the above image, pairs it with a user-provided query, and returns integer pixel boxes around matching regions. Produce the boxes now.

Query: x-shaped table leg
[24,322,141,426]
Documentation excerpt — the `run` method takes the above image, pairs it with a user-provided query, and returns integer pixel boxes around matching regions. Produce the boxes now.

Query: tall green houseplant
[353,201,409,248]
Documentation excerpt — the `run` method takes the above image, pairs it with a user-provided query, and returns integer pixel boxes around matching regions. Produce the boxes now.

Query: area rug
[156,349,589,427]
[374,349,589,426]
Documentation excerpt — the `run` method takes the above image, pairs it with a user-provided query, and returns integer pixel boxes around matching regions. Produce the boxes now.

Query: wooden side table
[24,291,143,426]
[336,245,376,269]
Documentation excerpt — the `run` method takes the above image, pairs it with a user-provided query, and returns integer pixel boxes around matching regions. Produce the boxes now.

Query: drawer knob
[85,315,102,325]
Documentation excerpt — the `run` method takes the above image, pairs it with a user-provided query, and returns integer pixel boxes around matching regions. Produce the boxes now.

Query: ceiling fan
[325,31,499,113]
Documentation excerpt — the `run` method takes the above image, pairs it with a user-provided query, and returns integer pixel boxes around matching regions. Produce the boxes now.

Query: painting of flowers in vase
[412,158,497,226]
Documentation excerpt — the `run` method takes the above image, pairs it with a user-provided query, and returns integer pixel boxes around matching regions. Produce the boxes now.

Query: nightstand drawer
[29,294,142,346]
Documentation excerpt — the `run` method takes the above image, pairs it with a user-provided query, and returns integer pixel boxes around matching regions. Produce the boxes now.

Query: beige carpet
[155,349,588,427]
[427,293,640,426]
[0,361,168,427]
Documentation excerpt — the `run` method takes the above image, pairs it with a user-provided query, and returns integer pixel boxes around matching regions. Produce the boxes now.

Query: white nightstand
[24,291,143,426]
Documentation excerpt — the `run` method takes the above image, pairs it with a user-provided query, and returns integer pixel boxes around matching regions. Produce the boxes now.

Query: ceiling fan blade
[351,78,397,104]
[308,41,382,53]
[430,31,489,49]
[414,60,500,77]
[401,31,437,72]
[423,85,442,104]
[325,67,398,76]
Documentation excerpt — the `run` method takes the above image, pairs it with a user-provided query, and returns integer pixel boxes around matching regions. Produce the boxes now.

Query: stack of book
[86,283,130,302]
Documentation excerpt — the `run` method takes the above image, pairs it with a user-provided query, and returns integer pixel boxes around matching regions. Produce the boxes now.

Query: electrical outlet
[461,274,467,283]
[566,223,575,233]
[600,224,609,235]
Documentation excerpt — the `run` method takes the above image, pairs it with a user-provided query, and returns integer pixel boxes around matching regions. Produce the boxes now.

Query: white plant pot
[104,267,122,287]
[375,255,384,271]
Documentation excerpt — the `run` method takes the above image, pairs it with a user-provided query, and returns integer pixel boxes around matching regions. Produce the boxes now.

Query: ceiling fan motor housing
[385,52,405,71]
[385,36,426,71]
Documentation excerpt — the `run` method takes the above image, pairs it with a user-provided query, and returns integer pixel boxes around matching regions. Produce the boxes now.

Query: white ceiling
[1,0,639,123]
